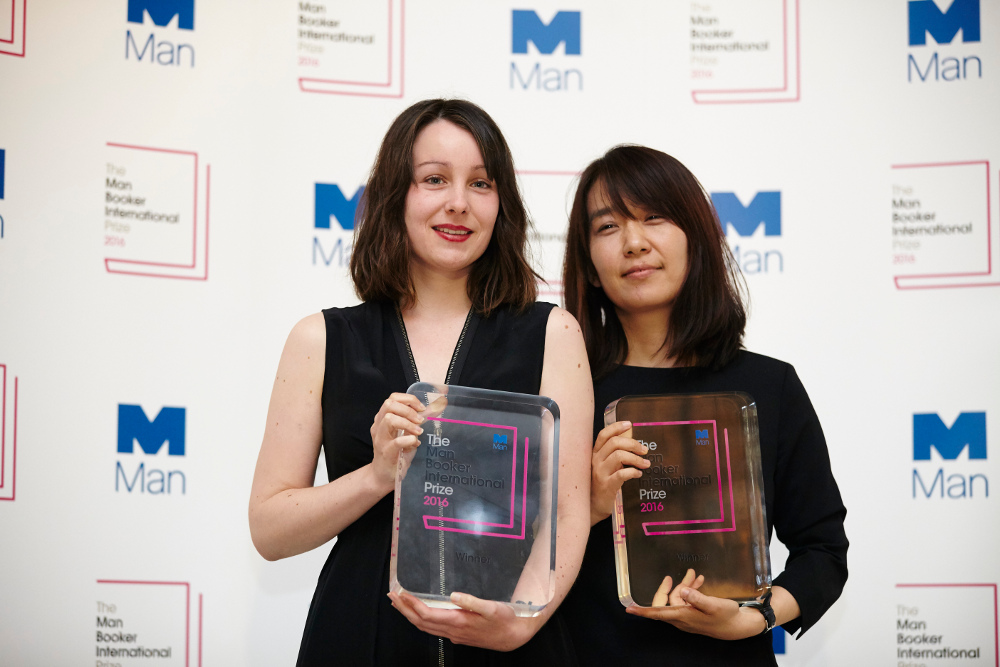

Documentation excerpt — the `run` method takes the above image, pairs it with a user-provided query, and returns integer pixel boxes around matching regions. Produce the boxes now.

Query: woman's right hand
[590,421,650,525]
[369,393,426,490]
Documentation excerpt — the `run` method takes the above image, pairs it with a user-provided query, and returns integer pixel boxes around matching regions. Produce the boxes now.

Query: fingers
[652,575,673,607]
[377,393,426,425]
[594,421,632,453]
[668,569,703,607]
[450,592,499,618]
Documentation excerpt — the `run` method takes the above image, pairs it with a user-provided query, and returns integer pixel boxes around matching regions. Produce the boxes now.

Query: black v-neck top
[562,352,849,666]
[297,300,578,666]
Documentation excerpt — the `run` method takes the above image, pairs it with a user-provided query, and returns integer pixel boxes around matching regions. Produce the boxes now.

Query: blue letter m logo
[118,404,186,456]
[913,412,986,460]
[908,0,979,46]
[315,183,363,230]
[493,434,508,445]
[127,0,195,30]
[695,429,708,439]
[712,191,782,237]
[512,10,581,55]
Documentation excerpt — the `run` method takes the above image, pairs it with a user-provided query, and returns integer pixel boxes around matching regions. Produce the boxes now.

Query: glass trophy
[390,383,559,617]
[606,392,770,608]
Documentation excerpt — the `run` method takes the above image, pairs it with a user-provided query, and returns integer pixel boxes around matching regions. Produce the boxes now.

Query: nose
[447,185,468,214]
[622,222,649,255]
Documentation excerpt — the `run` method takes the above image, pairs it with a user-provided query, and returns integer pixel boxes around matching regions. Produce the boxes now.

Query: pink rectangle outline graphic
[895,583,998,666]
[640,426,737,536]
[892,161,997,290]
[0,0,25,58]
[0,369,16,502]
[2,0,15,43]
[0,365,5,488]
[420,417,529,539]
[691,0,799,104]
[104,144,210,281]
[96,580,190,667]
[298,0,405,98]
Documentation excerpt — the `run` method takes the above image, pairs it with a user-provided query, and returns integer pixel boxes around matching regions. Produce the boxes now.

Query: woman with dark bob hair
[249,99,592,665]
[560,145,848,665]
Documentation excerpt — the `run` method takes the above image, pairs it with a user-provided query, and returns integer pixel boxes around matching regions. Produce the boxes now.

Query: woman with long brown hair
[561,145,848,665]
[249,99,592,665]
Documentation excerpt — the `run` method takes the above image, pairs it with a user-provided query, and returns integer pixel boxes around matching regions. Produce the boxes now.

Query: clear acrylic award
[606,392,771,608]
[390,383,559,617]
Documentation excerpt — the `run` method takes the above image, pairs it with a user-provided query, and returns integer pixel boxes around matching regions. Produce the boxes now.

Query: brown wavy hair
[350,99,538,315]
[562,145,747,377]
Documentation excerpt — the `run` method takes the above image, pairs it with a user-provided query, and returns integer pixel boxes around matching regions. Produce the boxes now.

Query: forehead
[586,180,644,220]
[412,119,485,166]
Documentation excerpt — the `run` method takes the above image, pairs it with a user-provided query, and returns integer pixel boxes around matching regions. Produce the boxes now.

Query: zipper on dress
[395,306,472,667]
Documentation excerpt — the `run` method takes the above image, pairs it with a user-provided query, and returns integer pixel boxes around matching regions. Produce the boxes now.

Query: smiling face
[587,180,689,319]
[404,119,499,281]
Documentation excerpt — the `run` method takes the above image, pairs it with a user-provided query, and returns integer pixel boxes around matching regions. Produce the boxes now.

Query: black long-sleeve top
[562,351,849,666]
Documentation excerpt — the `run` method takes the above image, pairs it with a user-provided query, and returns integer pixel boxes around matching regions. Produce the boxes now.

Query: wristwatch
[740,591,776,635]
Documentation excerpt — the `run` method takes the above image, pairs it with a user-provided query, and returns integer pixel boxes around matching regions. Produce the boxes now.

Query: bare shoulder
[543,306,585,347]
[277,313,326,382]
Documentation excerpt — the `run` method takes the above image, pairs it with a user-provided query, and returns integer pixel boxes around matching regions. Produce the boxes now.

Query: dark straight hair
[563,145,747,377]
[350,99,539,316]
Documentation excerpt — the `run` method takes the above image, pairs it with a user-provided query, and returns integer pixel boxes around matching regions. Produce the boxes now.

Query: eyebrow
[588,207,612,224]
[414,161,488,171]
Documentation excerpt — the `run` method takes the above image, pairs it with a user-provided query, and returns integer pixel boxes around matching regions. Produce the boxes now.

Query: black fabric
[297,300,578,666]
[562,351,848,667]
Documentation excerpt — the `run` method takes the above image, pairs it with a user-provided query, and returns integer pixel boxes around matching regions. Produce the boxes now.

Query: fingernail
[623,421,631,428]
[416,415,425,423]
[643,459,651,467]
[642,445,648,453]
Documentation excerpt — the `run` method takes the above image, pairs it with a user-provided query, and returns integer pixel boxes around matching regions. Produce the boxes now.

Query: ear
[588,272,602,288]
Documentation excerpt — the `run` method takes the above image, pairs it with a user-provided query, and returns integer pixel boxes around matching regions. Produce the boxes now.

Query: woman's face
[587,181,689,318]
[404,119,499,280]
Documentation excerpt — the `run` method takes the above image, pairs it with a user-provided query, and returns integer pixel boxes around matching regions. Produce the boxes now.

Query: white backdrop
[1,1,998,665]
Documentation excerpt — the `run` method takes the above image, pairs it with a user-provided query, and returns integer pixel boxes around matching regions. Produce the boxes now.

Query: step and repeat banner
[1,1,998,665]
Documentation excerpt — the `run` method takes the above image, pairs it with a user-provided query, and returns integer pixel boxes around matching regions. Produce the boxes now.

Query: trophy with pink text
[606,392,770,608]
[390,383,559,617]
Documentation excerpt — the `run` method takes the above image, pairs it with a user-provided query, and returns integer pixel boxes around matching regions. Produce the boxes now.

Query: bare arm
[248,313,425,561]
[389,307,594,649]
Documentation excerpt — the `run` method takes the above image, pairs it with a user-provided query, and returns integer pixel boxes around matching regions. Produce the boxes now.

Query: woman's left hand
[388,591,536,652]
[626,569,767,640]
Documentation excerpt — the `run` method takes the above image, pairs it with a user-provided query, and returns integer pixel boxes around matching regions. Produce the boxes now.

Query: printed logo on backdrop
[712,191,784,275]
[104,143,210,280]
[689,0,800,103]
[95,580,204,665]
[312,182,361,268]
[126,0,196,67]
[0,0,26,58]
[116,404,188,495]
[510,10,583,92]
[907,0,982,83]
[517,170,581,300]
[912,412,989,499]
[0,148,6,239]
[891,161,999,289]
[0,364,19,502]
[894,584,997,664]
[297,0,404,97]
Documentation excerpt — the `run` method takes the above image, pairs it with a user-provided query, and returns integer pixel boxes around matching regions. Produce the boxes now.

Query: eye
[425,175,444,185]
[471,179,493,189]
[593,220,617,234]
[645,214,666,223]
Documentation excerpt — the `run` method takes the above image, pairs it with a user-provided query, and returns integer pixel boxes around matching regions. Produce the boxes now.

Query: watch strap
[740,591,776,634]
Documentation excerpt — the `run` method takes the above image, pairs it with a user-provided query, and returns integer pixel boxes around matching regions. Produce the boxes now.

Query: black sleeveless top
[297,300,578,666]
